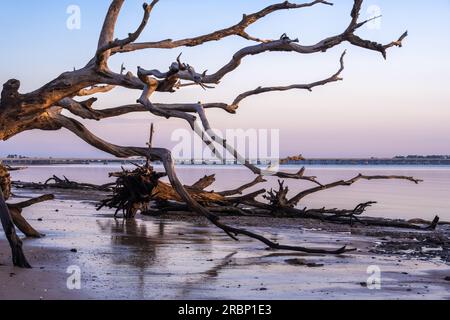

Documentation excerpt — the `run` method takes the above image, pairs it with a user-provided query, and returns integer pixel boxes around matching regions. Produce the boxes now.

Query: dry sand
[1,190,450,300]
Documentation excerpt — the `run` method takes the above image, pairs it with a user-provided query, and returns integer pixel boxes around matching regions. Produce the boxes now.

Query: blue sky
[0,0,449,158]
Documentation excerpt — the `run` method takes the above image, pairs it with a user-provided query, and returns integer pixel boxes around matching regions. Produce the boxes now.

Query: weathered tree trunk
[0,183,31,268]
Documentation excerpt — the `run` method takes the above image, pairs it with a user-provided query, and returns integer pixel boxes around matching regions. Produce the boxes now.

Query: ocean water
[10,164,450,221]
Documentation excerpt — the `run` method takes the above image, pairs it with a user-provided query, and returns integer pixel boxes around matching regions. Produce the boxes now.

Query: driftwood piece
[4,165,28,172]
[191,175,216,190]
[288,174,421,207]
[240,198,441,230]
[218,176,267,196]
[13,175,115,191]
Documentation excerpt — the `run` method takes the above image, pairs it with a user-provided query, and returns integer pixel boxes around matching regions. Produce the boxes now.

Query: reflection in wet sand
[96,218,216,267]
[178,252,237,296]
[97,219,158,269]
[95,216,229,298]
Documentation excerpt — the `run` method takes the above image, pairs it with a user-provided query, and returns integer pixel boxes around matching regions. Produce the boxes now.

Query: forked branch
[97,0,160,68]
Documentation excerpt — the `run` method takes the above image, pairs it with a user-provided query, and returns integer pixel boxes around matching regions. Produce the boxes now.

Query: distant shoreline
[2,157,450,167]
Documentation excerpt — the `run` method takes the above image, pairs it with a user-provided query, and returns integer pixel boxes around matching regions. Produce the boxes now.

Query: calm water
[10,164,450,220]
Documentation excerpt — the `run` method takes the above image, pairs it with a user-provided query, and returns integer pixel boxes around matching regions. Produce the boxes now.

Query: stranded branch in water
[0,0,424,267]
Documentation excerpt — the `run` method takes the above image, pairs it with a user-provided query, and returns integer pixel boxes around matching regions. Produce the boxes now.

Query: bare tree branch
[97,1,160,68]
[232,51,346,107]
[98,0,125,49]
[219,176,267,197]
[112,0,333,54]
[288,174,422,207]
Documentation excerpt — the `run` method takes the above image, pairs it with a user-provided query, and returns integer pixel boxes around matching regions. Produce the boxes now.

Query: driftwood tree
[1,0,416,268]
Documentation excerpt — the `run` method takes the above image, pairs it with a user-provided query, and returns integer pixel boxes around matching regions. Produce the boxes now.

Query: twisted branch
[112,0,333,54]
[288,174,422,207]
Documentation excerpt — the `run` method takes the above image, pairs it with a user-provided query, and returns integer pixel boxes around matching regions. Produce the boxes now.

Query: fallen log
[13,175,115,191]
[5,165,28,172]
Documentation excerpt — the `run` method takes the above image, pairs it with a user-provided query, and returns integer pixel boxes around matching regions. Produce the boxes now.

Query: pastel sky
[0,0,449,158]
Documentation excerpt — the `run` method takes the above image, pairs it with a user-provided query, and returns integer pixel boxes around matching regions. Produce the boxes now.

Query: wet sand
[1,191,450,300]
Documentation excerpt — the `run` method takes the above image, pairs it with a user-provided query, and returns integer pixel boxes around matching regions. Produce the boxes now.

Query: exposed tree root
[97,164,265,218]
